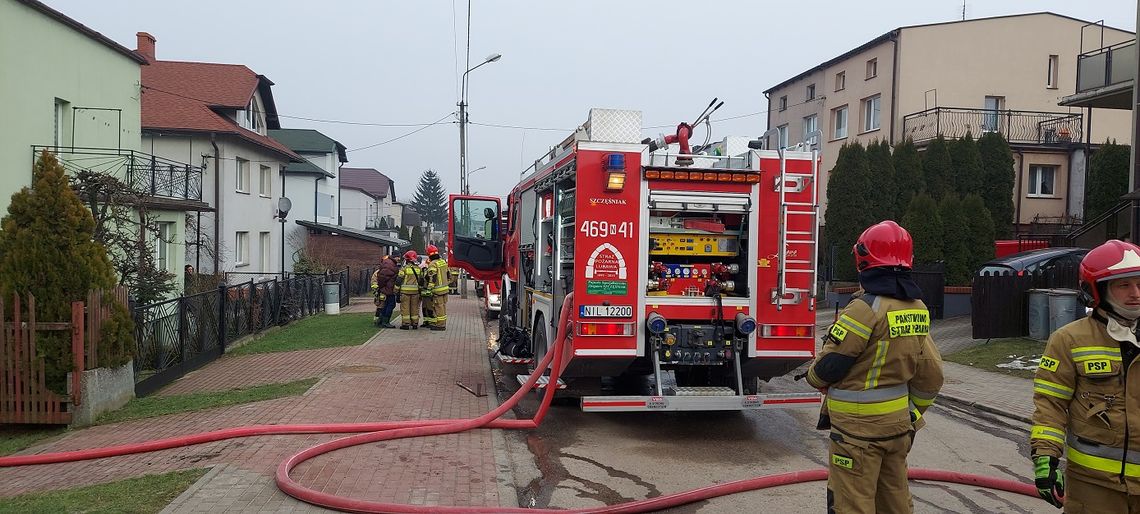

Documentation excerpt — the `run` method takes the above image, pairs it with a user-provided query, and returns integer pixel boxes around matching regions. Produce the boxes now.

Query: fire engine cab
[449,108,822,412]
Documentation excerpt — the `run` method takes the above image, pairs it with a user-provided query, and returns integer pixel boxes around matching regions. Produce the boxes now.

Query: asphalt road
[482,312,1054,514]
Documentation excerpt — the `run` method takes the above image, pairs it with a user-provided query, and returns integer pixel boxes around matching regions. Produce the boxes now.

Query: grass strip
[944,337,1043,379]
[0,467,208,513]
[230,312,378,355]
[95,377,318,425]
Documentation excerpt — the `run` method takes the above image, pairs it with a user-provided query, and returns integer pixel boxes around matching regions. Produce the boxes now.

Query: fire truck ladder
[773,130,822,311]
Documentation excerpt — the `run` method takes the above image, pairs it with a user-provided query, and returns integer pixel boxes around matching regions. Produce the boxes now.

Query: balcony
[900,107,1082,146]
[1062,39,1135,109]
[31,146,204,205]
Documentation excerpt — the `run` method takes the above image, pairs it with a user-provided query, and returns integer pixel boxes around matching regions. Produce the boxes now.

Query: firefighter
[397,250,423,330]
[1030,239,1140,512]
[804,220,944,514]
[426,245,450,330]
[370,253,398,328]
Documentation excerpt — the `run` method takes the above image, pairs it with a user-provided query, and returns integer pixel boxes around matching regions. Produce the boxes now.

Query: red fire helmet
[1080,239,1140,307]
[426,244,439,255]
[403,250,418,261]
[853,220,913,272]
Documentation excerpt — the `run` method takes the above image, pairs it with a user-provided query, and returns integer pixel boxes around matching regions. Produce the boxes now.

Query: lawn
[0,468,208,514]
[0,425,66,457]
[96,377,319,425]
[944,338,1045,379]
[229,312,378,355]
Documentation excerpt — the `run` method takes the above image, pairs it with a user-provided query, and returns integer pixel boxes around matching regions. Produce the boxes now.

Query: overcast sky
[45,0,1136,201]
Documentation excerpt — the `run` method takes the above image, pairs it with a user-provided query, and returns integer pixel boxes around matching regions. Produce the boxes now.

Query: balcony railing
[1076,39,1136,93]
[900,107,1082,146]
[31,146,203,202]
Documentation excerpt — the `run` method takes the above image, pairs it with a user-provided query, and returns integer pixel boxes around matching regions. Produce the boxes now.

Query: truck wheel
[528,315,548,376]
[486,310,499,320]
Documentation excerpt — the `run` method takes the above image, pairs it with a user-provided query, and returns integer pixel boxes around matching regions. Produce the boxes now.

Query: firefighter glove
[1033,455,1064,508]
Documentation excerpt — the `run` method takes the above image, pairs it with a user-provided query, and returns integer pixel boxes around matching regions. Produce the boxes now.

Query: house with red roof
[135,32,302,279]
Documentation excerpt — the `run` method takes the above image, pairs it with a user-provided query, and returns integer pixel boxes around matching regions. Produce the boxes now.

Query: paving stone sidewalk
[0,290,509,512]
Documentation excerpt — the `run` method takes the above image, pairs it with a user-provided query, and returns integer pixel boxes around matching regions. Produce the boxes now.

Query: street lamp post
[459,54,501,196]
[458,54,499,299]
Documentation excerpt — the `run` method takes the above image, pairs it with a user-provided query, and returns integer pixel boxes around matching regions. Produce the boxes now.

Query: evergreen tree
[901,193,943,266]
[978,132,1016,238]
[949,134,984,197]
[937,194,971,285]
[0,151,134,392]
[962,194,996,277]
[921,136,953,200]
[410,225,426,254]
[824,142,874,281]
[398,225,411,242]
[378,217,389,230]
[892,139,924,219]
[411,170,448,235]
[1085,141,1131,221]
[865,140,897,223]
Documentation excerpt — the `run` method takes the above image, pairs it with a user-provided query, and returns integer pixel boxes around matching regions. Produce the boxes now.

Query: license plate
[579,305,633,318]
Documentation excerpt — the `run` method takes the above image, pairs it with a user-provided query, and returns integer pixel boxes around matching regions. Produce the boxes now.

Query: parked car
[483,279,501,320]
[976,247,1089,276]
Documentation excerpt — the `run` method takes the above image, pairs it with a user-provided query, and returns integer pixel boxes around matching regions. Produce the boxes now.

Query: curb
[937,393,1032,425]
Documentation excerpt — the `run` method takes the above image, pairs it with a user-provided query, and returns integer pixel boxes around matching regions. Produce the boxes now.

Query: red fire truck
[449,108,822,412]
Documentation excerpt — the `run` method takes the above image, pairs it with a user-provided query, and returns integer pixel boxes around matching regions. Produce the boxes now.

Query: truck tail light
[578,322,635,336]
[761,324,814,338]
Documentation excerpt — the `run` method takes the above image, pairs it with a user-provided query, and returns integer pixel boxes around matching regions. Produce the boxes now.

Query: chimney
[136,32,156,62]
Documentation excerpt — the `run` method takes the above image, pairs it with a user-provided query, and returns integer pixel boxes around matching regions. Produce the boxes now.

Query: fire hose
[0,292,1043,512]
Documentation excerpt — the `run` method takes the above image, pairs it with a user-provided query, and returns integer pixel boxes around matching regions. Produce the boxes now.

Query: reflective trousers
[400,293,420,326]
[827,430,913,514]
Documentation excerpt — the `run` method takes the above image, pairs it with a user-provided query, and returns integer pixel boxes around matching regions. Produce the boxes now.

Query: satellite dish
[278,197,292,216]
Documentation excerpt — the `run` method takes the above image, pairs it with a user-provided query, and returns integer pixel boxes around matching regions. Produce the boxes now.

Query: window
[803,115,818,144]
[235,231,250,266]
[260,232,271,271]
[983,96,1004,132]
[835,71,846,91]
[832,106,848,140]
[1047,55,1059,88]
[866,58,878,79]
[259,165,272,197]
[777,125,789,148]
[236,157,250,193]
[779,95,788,111]
[153,222,174,272]
[1028,165,1057,197]
[53,98,69,147]
[453,198,500,240]
[862,95,881,132]
[806,84,816,101]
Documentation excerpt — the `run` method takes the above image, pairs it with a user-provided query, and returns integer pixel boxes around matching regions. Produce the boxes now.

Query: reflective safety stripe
[1067,434,1140,476]
[836,314,872,340]
[864,340,890,389]
[828,384,908,403]
[1030,425,1066,445]
[826,395,909,416]
[1071,346,1123,363]
[909,387,937,408]
[1032,378,1075,400]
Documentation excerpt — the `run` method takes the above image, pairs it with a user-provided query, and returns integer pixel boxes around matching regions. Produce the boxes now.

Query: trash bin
[323,282,341,315]
[1026,289,1051,341]
[1048,288,1082,335]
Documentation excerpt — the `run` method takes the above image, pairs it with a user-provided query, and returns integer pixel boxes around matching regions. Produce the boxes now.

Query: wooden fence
[971,263,1080,339]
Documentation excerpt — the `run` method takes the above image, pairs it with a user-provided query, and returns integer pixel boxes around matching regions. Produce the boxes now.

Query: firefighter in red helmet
[804,220,944,514]
[397,250,424,329]
[1031,239,1140,511]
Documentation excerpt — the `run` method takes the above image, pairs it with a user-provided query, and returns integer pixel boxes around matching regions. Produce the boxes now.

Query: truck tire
[527,315,547,376]
[486,309,499,321]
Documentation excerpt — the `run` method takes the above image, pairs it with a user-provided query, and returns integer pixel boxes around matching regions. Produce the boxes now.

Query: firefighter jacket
[1031,312,1140,493]
[398,264,423,294]
[806,291,944,441]
[373,258,398,296]
[429,257,450,296]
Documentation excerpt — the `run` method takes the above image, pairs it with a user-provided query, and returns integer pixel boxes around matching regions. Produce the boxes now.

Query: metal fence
[32,146,204,202]
[970,261,1080,340]
[900,107,1082,146]
[132,270,359,396]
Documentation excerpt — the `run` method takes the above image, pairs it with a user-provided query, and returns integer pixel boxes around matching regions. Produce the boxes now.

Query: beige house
[765,12,1133,232]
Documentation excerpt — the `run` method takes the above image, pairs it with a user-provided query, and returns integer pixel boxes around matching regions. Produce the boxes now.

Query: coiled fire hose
[0,292,1042,512]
